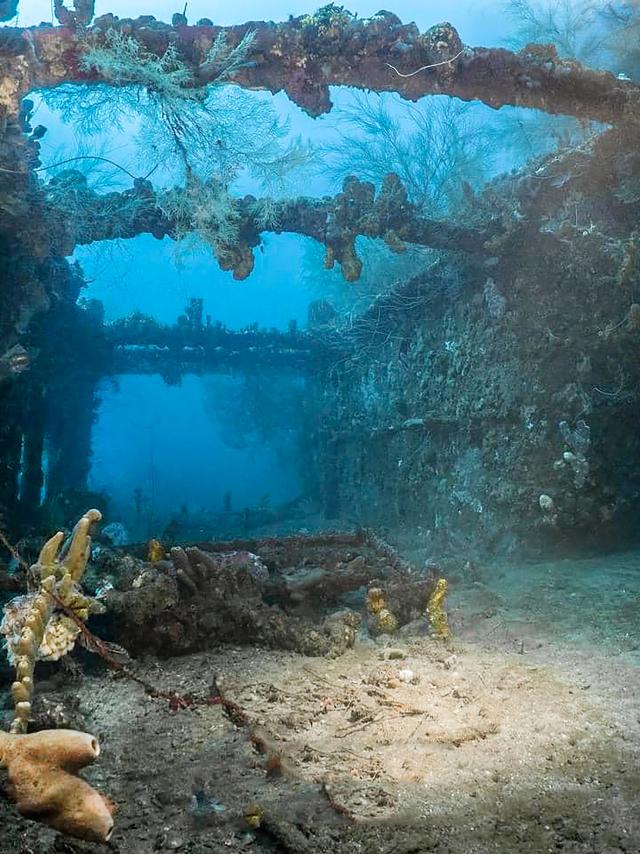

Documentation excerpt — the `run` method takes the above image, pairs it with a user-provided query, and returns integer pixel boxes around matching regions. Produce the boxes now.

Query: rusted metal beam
[0,11,636,123]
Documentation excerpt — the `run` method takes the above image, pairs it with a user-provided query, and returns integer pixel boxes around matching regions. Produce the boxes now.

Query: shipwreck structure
[1,3,640,554]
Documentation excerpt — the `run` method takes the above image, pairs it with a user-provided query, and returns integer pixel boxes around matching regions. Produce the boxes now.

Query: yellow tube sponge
[426,578,450,640]
[366,587,385,615]
[0,509,103,734]
[147,538,164,562]
[367,587,398,635]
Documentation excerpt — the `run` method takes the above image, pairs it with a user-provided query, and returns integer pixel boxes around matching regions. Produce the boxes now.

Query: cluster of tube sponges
[367,578,450,640]
[0,509,114,842]
[1,508,104,734]
[366,587,399,635]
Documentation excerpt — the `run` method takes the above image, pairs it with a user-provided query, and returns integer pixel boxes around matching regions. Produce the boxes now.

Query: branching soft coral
[80,28,255,100]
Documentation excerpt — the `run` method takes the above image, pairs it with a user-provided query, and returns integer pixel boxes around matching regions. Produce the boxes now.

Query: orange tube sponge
[0,728,114,842]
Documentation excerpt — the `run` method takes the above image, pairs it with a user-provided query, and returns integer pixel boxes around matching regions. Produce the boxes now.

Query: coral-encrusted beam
[47,171,491,280]
[0,10,638,123]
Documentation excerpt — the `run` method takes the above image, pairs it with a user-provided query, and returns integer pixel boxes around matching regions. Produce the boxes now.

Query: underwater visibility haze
[0,0,640,851]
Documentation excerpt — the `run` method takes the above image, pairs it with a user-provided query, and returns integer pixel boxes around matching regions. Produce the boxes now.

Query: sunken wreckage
[0,2,639,842]
[0,5,639,553]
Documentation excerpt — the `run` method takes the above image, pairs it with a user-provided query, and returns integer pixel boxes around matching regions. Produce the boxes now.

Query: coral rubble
[103,531,442,657]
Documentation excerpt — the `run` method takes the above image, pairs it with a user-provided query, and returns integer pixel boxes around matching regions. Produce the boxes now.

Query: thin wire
[0,155,159,182]
[0,529,29,572]
[386,49,466,78]
[36,155,140,180]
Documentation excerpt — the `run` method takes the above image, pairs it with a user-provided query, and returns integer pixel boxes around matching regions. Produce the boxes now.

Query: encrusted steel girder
[96,311,343,380]
[0,9,638,123]
[47,171,491,281]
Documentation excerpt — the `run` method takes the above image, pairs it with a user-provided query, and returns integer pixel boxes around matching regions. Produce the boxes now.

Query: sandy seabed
[0,547,639,853]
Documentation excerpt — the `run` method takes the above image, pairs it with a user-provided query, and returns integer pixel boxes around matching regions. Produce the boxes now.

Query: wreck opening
[71,233,327,329]
[5,281,326,538]
[89,371,308,543]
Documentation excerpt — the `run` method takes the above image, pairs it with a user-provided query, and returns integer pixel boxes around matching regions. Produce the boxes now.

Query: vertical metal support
[19,382,46,513]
